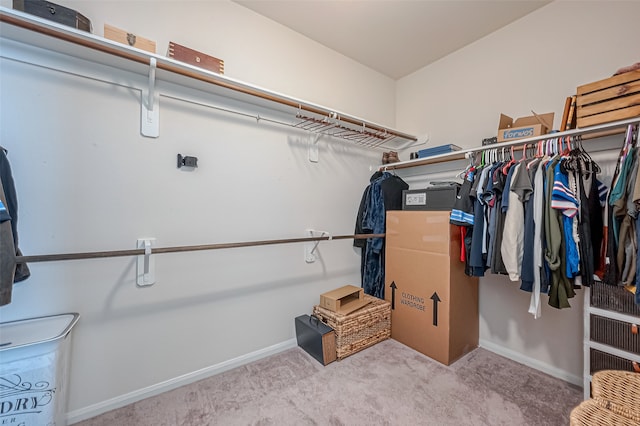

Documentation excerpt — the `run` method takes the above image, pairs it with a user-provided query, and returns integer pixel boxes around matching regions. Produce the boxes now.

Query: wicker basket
[570,370,640,426]
[313,294,390,360]
[591,370,640,422]
[570,399,637,426]
[591,281,640,317]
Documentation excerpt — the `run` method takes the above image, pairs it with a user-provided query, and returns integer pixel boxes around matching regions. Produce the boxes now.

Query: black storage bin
[591,315,640,355]
[591,281,640,317]
[590,348,639,374]
[402,184,460,211]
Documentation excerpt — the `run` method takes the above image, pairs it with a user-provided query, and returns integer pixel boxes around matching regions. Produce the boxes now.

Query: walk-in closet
[1,1,639,425]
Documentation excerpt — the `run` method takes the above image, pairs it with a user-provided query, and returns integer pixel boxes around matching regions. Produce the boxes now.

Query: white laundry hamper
[0,313,80,426]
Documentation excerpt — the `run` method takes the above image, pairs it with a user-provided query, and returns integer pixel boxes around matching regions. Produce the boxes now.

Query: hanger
[502,145,516,174]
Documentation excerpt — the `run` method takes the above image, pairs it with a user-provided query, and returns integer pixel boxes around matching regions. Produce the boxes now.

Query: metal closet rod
[15,233,385,264]
[0,11,417,144]
[383,117,640,171]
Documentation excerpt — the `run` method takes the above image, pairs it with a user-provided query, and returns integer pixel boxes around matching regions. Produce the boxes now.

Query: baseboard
[479,339,583,388]
[67,338,298,424]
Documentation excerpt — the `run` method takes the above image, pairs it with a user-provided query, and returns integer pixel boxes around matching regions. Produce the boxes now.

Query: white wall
[0,1,396,422]
[396,0,640,384]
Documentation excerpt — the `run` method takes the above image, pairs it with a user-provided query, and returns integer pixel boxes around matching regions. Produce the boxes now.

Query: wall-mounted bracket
[308,133,320,163]
[304,229,331,263]
[141,58,159,138]
[136,238,156,286]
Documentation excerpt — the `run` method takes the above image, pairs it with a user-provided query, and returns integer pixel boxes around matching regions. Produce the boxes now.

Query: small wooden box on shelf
[167,41,224,74]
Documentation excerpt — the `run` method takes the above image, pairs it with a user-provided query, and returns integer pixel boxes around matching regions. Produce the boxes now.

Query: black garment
[587,179,604,273]
[577,176,596,287]
[0,148,18,247]
[0,147,30,306]
[354,171,408,294]
[0,178,16,306]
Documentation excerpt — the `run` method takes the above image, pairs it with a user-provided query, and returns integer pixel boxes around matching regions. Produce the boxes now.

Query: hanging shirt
[520,160,539,292]
[551,161,580,279]
[529,156,551,318]
[545,157,573,309]
[501,163,526,281]
[450,168,476,226]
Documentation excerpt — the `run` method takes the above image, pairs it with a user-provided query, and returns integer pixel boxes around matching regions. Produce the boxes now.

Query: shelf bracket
[308,133,320,163]
[141,58,159,138]
[136,238,156,286]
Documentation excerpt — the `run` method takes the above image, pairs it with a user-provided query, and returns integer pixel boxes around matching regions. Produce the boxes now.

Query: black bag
[294,314,336,365]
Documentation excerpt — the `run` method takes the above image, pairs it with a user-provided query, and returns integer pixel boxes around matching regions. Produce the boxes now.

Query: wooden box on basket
[313,294,391,360]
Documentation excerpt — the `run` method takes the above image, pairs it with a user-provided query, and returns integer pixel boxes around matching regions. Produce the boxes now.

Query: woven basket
[570,400,638,426]
[313,294,390,360]
[591,281,640,317]
[591,370,640,422]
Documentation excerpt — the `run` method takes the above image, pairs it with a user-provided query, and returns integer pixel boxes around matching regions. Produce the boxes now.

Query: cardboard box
[319,285,369,314]
[497,112,554,142]
[385,211,479,365]
[577,70,640,128]
[104,24,156,53]
[168,41,225,74]
[295,314,336,365]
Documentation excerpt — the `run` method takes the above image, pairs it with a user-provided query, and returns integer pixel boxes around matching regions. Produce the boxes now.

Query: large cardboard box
[497,112,554,142]
[385,211,478,365]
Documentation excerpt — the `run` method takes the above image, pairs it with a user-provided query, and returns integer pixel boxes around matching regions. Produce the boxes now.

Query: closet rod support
[136,238,156,286]
[141,57,159,138]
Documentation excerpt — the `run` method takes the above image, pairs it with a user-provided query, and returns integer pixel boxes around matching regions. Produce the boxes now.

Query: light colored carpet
[76,339,582,425]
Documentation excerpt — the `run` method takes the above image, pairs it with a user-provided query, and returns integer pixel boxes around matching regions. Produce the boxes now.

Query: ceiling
[234,0,551,80]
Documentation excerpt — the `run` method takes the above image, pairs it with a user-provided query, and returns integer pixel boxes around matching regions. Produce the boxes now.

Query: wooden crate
[168,41,224,74]
[312,294,390,360]
[576,70,640,127]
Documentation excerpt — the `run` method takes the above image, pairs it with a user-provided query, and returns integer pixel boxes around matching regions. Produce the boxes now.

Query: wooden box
[577,70,640,127]
[13,0,91,32]
[167,41,224,74]
[313,294,390,360]
[319,285,369,314]
[104,24,156,53]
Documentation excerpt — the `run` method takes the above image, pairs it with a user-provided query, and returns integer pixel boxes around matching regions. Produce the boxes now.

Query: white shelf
[384,117,640,171]
[0,7,417,150]
[583,287,640,399]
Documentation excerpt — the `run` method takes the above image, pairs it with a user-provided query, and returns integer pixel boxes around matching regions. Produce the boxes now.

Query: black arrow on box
[430,292,441,326]
[390,281,397,310]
